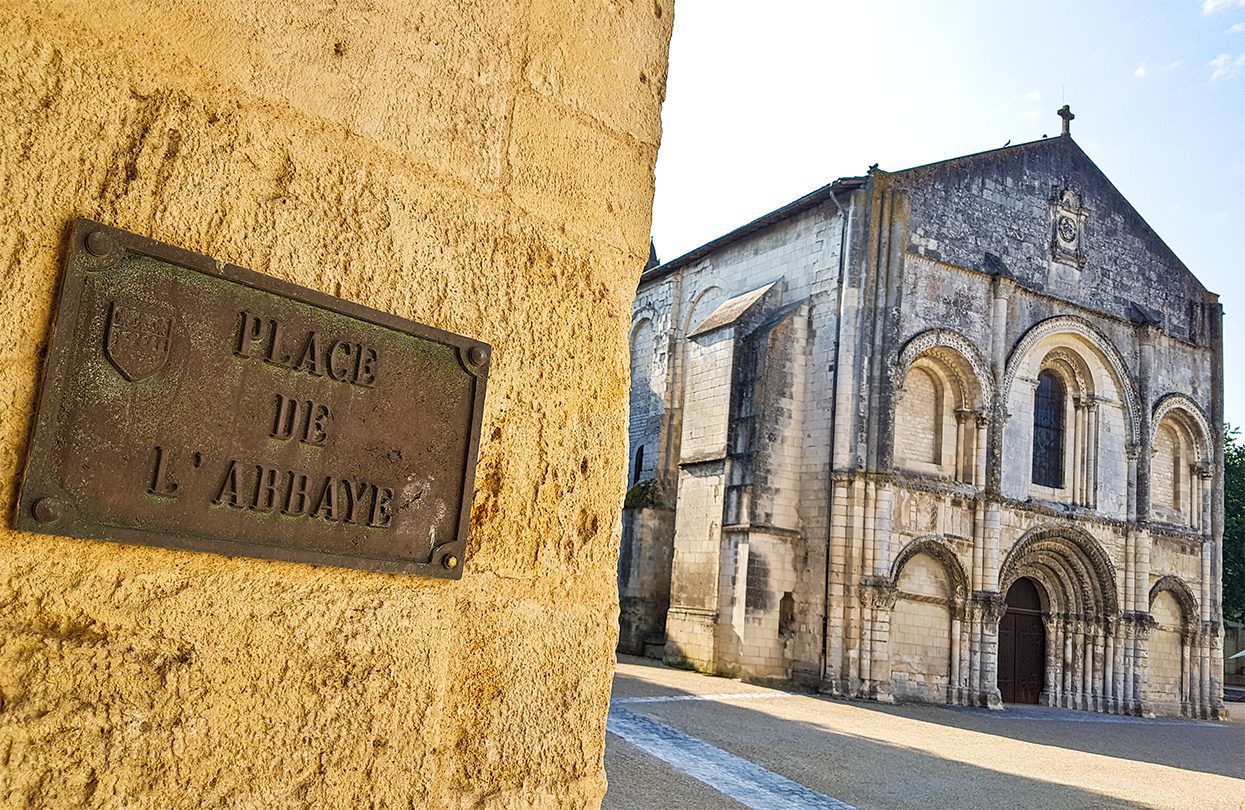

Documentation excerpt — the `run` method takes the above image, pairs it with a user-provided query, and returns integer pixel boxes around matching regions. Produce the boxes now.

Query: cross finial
[1057,104,1075,136]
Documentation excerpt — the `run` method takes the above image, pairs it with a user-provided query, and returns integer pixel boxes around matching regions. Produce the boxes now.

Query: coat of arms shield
[104,302,173,382]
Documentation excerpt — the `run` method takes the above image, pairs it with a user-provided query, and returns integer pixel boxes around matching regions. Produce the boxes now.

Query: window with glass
[1032,369,1065,488]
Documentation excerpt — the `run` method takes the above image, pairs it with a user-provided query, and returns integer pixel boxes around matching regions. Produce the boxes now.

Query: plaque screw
[442,553,460,570]
[467,346,488,367]
[85,230,115,257]
[32,497,59,524]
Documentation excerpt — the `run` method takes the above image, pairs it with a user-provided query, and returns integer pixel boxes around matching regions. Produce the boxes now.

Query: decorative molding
[1150,393,1214,464]
[1148,574,1200,630]
[895,328,996,407]
[998,521,1120,618]
[1002,315,1141,446]
[888,534,971,608]
[1050,187,1089,269]
[859,575,899,610]
[1040,347,1092,398]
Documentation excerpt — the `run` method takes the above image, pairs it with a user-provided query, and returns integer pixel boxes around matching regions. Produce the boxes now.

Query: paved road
[604,656,1245,809]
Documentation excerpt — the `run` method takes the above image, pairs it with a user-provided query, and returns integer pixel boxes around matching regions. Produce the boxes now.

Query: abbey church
[620,110,1226,719]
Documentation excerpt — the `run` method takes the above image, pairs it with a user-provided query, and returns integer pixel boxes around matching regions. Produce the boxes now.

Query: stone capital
[972,590,1007,623]
[859,576,898,610]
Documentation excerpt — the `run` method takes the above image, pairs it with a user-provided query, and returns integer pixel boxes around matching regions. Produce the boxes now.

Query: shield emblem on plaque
[104,302,173,382]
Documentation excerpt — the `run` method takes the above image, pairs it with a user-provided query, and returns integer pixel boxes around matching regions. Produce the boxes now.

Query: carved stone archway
[996,523,1122,713]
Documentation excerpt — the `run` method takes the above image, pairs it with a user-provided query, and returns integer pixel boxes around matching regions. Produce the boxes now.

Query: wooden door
[999,578,1046,705]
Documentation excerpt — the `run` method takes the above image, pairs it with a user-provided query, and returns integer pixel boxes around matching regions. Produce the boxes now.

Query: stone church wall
[634,202,845,674]
[628,135,1223,719]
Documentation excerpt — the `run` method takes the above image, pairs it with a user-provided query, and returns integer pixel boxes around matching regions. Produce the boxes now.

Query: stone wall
[0,2,672,806]
[1144,590,1186,715]
[891,552,953,702]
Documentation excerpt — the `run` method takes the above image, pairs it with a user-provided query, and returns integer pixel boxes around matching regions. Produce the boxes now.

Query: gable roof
[888,134,1207,295]
[642,134,1211,302]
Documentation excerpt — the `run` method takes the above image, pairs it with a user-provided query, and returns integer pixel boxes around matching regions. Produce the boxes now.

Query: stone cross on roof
[1058,104,1075,136]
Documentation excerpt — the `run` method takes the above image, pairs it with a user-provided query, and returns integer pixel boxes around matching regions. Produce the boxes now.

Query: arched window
[1032,370,1065,488]
[633,445,645,485]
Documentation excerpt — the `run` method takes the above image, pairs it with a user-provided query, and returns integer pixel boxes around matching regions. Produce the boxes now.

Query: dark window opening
[633,445,644,485]
[1032,369,1065,488]
[778,591,795,638]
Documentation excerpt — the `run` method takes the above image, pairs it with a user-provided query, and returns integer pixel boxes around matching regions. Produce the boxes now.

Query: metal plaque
[15,219,489,579]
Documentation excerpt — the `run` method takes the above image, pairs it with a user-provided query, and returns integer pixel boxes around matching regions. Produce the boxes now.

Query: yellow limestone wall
[0,2,672,806]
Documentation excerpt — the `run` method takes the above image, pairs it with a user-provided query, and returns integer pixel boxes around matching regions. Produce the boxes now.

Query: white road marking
[607,706,856,810]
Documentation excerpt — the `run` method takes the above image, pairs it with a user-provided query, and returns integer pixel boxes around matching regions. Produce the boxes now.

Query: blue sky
[651,0,1244,428]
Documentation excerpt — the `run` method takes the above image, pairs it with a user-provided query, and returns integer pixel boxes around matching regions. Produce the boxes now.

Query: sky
[650,0,1245,429]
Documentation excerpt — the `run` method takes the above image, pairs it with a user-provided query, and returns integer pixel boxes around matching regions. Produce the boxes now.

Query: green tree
[1225,425,1244,624]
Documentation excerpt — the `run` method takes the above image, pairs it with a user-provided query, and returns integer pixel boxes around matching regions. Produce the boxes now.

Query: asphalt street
[604,655,1245,810]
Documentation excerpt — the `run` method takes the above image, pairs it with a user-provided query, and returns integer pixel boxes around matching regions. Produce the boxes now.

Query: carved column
[974,591,1006,708]
[1194,464,1210,533]
[1071,398,1083,503]
[860,578,898,703]
[1180,623,1193,717]
[1209,623,1225,719]
[1121,615,1134,712]
[1075,619,1089,710]
[1103,618,1117,713]
[969,597,982,700]
[974,412,988,489]
[1086,401,1099,508]
[1126,445,1139,523]
[954,409,970,483]
[1043,615,1060,707]
[950,613,963,704]
[1199,621,1212,718]
[1092,621,1105,712]
[957,600,972,705]
[1134,613,1156,716]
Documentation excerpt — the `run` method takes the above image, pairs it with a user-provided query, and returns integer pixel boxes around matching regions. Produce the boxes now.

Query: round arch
[998,522,1119,618]
[896,328,995,408]
[1002,316,1140,447]
[890,535,971,614]
[1149,575,1199,630]
[629,310,656,345]
[683,285,726,336]
[1151,394,1214,465]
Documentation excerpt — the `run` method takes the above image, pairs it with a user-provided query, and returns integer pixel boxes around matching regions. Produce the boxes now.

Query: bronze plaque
[15,220,489,579]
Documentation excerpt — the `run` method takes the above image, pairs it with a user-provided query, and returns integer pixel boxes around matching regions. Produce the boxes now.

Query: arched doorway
[998,577,1046,704]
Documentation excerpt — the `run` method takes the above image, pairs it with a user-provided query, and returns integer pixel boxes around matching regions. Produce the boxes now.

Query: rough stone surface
[0,2,672,807]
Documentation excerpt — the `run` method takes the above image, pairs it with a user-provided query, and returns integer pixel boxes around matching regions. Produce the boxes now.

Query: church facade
[620,115,1226,718]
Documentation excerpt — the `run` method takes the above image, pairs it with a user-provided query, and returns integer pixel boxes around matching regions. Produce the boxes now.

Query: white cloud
[1134,63,1147,78]
[1209,52,1245,79]
[1203,0,1245,13]
[1230,21,1245,32]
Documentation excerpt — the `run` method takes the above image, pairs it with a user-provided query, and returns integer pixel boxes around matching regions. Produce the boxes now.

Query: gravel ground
[604,656,1245,810]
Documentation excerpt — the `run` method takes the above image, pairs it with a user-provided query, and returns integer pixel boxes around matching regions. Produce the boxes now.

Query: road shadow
[606,668,1179,809]
[782,686,1245,781]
